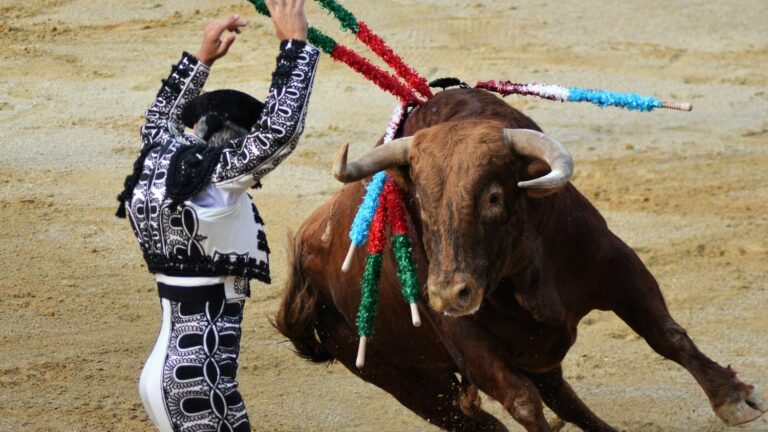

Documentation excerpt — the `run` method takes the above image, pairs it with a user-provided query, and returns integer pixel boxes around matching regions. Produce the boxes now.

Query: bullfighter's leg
[609,257,768,426]
[526,367,617,432]
[315,303,509,432]
[426,313,554,432]
[139,298,250,432]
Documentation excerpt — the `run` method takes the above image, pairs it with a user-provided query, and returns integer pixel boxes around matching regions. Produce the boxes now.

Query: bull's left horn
[332,137,413,183]
[503,129,574,189]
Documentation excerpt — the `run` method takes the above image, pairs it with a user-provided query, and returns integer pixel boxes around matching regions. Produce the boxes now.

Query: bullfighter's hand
[266,0,308,41]
[195,15,248,67]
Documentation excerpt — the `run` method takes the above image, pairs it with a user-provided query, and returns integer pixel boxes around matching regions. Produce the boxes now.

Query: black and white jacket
[119,40,320,286]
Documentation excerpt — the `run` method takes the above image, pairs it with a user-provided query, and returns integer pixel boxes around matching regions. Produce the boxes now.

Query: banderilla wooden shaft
[662,101,693,111]
[410,303,422,327]
[342,244,356,272]
[356,336,367,368]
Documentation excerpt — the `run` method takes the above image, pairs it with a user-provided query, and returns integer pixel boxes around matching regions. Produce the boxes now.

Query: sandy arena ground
[1,1,766,431]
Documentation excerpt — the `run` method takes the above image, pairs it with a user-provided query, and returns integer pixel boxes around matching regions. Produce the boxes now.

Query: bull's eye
[481,184,506,222]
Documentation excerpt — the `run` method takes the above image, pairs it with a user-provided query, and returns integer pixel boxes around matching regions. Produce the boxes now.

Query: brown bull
[276,88,767,431]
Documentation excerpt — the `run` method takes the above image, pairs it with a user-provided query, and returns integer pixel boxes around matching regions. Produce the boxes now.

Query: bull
[275,88,767,431]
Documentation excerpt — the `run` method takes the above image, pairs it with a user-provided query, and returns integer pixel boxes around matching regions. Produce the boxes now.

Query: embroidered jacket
[122,40,320,283]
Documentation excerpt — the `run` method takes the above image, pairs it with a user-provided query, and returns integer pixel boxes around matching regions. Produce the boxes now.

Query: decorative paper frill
[476,80,664,112]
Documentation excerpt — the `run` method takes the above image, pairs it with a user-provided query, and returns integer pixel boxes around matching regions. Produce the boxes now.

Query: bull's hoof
[715,388,768,426]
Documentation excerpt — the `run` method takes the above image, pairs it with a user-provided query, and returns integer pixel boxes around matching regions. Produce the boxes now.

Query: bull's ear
[388,166,415,193]
[520,158,562,198]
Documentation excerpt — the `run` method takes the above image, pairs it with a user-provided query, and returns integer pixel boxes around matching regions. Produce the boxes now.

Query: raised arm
[139,54,210,149]
[211,41,319,191]
[211,0,319,192]
[140,16,247,148]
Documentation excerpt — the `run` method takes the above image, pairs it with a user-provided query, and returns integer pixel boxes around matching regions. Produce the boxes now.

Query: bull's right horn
[332,136,413,183]
[503,129,574,189]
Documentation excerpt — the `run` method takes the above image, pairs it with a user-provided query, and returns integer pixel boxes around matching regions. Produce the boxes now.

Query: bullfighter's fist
[195,15,248,67]
[266,0,308,41]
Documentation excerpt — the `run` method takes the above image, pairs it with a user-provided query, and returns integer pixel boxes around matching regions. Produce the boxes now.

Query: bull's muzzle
[427,273,483,316]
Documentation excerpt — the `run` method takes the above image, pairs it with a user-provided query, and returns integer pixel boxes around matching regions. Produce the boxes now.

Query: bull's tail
[274,230,334,363]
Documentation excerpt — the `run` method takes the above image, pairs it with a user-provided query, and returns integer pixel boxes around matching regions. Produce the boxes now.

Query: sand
[0,0,766,430]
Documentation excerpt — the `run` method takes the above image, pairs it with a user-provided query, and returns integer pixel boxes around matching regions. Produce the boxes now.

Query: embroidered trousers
[139,292,251,432]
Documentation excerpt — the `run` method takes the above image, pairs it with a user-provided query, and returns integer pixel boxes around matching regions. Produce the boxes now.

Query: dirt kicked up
[0,1,766,431]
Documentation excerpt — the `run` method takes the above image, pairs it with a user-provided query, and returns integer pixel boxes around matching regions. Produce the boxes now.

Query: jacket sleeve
[211,40,320,192]
[140,52,210,149]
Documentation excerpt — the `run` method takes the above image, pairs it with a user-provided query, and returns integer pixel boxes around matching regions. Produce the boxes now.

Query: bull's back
[404,88,542,135]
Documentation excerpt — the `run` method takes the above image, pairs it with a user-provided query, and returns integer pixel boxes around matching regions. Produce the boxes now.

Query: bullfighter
[115,1,318,430]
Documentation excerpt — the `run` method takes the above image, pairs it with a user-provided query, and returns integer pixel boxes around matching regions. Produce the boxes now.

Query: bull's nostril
[745,398,759,411]
[457,286,470,303]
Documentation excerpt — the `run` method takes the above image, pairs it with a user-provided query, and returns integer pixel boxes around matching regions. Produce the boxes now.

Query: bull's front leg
[608,250,768,426]
[425,310,554,432]
[526,367,617,432]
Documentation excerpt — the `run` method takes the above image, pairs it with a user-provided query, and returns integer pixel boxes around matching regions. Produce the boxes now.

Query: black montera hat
[181,89,264,131]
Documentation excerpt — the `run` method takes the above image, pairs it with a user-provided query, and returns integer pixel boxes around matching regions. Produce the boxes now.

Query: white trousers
[139,299,175,431]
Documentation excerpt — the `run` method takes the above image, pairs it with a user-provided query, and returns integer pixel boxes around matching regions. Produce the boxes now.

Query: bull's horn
[503,129,574,189]
[332,136,413,183]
